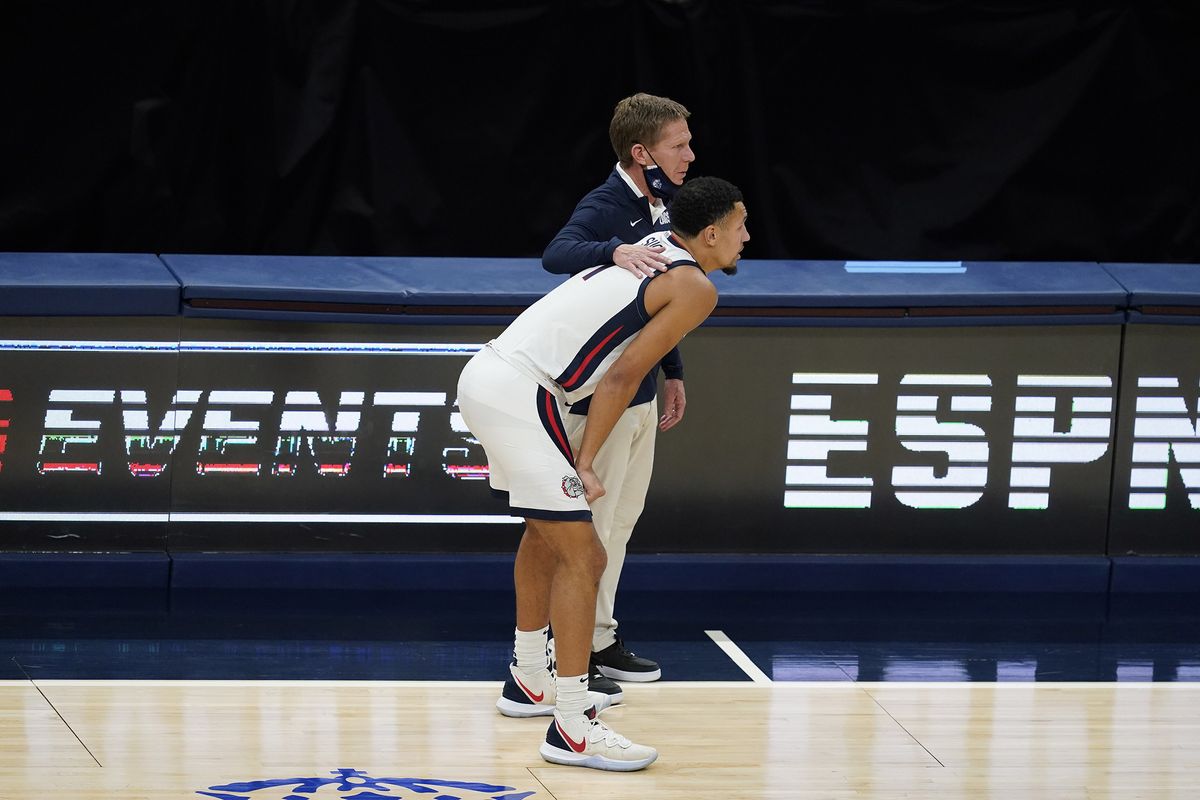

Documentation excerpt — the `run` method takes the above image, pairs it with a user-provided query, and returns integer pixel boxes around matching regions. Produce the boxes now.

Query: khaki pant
[564,400,657,652]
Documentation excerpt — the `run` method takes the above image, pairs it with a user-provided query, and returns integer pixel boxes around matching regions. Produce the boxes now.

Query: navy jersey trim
[535,386,575,467]
[511,506,593,522]
[581,265,611,281]
[664,237,702,270]
[635,276,652,322]
[553,300,645,391]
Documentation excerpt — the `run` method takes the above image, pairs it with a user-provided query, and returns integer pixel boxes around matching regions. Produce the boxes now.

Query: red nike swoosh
[556,720,587,753]
[514,674,543,703]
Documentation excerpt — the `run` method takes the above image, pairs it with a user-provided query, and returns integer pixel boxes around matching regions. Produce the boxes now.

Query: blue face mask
[642,152,681,202]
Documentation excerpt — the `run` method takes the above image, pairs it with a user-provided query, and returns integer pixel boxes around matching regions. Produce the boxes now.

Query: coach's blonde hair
[609,93,690,166]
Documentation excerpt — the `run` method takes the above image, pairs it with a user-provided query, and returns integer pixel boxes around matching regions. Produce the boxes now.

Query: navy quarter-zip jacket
[542,168,686,413]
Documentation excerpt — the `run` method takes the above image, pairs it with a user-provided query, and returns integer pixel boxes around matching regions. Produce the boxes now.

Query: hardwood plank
[0,680,97,769]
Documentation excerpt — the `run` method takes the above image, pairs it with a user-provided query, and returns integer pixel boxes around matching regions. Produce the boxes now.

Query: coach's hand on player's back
[613,243,670,278]
[576,464,606,504]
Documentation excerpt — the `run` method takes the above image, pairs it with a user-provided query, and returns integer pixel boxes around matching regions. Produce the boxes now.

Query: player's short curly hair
[609,93,690,166]
[669,177,743,237]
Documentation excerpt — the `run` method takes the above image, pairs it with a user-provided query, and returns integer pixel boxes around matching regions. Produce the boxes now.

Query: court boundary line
[10,658,102,767]
[705,630,773,683]
[856,683,946,767]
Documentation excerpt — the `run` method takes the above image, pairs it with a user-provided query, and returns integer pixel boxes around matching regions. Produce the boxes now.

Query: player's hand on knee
[614,244,670,278]
[577,465,606,503]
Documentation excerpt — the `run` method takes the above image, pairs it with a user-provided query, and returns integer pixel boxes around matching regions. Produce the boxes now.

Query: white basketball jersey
[491,233,697,405]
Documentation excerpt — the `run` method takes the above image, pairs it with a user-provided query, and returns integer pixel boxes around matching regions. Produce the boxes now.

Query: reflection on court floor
[4,589,1199,683]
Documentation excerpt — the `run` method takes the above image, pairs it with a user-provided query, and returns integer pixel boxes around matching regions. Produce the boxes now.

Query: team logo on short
[561,475,584,498]
[198,768,535,799]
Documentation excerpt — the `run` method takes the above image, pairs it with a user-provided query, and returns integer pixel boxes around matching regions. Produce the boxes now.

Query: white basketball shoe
[539,706,658,771]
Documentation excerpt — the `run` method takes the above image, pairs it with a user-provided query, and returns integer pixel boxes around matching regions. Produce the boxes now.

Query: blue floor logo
[198,768,535,800]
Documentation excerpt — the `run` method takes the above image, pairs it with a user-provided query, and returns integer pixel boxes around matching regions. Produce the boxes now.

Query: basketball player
[457,177,748,771]
[541,93,696,695]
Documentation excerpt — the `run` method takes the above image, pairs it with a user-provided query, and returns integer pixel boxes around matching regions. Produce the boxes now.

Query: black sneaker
[588,660,624,704]
[591,637,661,682]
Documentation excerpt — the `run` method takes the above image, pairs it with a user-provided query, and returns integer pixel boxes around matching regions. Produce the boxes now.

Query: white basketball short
[457,346,592,521]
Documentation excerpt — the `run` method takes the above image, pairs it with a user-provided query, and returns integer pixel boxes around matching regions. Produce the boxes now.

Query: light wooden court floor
[2,679,1198,799]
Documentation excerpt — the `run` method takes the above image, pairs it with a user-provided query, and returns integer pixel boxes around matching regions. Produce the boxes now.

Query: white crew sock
[555,673,590,720]
[514,626,549,676]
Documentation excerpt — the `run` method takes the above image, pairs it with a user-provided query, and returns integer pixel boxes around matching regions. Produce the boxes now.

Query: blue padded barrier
[0,255,1139,322]
[373,258,565,307]
[169,552,517,591]
[163,255,564,320]
[164,254,421,307]
[0,253,180,316]
[0,552,169,589]
[167,553,1113,594]
[1101,262,1200,325]
[620,554,1113,594]
[719,260,1126,310]
[707,260,1127,327]
[162,256,1130,326]
[0,551,1123,594]
[0,552,1168,596]
[0,551,1148,595]
[1109,557,1200,593]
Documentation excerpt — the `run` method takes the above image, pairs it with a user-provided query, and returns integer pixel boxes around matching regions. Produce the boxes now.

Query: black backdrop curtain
[2,0,1198,261]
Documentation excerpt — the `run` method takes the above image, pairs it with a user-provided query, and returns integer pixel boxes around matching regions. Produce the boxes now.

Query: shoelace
[613,637,638,658]
[589,719,631,748]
